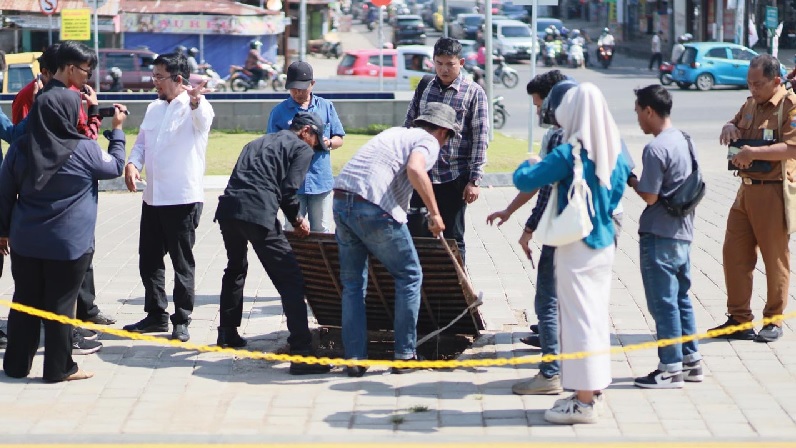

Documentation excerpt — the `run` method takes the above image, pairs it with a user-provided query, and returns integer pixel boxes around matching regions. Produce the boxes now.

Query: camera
[98,106,117,118]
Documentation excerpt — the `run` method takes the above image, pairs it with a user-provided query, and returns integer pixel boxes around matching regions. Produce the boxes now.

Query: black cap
[292,112,328,151]
[286,61,314,90]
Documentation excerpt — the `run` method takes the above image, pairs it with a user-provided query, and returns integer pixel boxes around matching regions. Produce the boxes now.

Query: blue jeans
[298,191,332,233]
[535,245,560,378]
[333,195,422,360]
[639,234,702,372]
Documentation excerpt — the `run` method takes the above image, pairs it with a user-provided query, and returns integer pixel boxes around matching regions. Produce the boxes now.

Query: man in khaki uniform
[714,54,796,343]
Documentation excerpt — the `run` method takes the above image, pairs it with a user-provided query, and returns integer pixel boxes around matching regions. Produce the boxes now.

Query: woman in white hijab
[513,83,631,424]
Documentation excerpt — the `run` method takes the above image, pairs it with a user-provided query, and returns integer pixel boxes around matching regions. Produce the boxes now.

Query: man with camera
[123,52,214,343]
[628,85,703,389]
[711,54,796,343]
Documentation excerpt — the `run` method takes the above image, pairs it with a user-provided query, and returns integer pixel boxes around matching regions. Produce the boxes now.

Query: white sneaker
[544,394,599,424]
[511,372,563,395]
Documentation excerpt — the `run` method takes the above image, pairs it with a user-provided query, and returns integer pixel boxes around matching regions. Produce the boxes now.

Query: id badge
[764,129,774,141]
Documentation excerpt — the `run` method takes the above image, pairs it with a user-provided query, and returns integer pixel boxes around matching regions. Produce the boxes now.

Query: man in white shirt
[122,52,215,343]
[649,31,663,70]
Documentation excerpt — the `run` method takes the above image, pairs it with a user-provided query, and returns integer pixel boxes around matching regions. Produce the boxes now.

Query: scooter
[543,41,557,67]
[659,61,674,86]
[568,42,584,68]
[321,41,343,59]
[493,55,519,88]
[597,45,613,69]
[199,63,227,91]
[493,96,508,130]
[229,63,286,92]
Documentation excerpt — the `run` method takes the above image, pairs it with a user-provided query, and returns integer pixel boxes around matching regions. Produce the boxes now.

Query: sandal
[64,369,94,381]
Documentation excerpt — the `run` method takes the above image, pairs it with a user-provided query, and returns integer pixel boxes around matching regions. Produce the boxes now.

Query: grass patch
[121,131,535,176]
[390,415,405,425]
[407,405,430,413]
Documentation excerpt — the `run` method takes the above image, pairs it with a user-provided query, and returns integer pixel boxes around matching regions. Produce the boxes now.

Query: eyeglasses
[71,64,92,78]
[151,74,176,83]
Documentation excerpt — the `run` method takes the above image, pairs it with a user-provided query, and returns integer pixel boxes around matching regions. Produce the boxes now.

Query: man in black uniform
[214,111,332,375]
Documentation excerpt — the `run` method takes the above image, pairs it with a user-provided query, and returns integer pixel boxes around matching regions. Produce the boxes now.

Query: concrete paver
[1,167,796,443]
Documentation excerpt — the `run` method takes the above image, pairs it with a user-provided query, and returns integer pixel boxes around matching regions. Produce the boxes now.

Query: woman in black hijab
[0,83,128,382]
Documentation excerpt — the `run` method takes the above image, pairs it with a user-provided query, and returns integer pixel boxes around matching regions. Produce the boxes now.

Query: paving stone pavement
[1,171,796,444]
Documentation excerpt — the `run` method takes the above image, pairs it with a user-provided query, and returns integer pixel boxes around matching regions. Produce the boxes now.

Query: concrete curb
[98,172,517,192]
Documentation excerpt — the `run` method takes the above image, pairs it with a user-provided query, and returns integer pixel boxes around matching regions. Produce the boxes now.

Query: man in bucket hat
[268,61,345,234]
[332,102,457,378]
[213,111,332,376]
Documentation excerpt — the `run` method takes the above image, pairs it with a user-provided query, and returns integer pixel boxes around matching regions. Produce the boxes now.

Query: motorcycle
[365,8,377,31]
[229,63,286,92]
[568,42,584,68]
[321,40,343,59]
[199,63,227,92]
[493,96,508,130]
[659,61,674,86]
[543,41,557,67]
[597,45,613,69]
[493,54,519,88]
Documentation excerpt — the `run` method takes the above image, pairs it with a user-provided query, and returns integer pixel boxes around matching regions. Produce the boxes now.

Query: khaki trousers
[723,183,790,324]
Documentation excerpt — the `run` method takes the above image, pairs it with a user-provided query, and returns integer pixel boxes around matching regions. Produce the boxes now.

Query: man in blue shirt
[267,61,345,233]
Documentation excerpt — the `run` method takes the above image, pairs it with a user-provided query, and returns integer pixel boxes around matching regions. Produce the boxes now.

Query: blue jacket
[513,142,631,249]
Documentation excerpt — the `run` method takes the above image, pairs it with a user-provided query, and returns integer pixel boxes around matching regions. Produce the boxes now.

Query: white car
[491,19,537,62]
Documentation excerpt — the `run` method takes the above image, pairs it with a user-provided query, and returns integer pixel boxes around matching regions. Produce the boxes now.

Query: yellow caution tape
[0,298,791,369]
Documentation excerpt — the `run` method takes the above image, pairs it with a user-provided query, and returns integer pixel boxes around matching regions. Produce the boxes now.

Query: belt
[333,189,368,202]
[741,178,782,185]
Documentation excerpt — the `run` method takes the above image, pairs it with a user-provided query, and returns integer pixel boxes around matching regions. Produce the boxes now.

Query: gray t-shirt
[637,127,695,241]
[334,127,440,223]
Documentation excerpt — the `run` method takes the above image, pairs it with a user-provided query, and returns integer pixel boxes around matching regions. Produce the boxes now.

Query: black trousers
[139,202,202,325]
[3,250,93,382]
[218,219,312,352]
[408,175,469,263]
[76,263,98,320]
[649,52,663,69]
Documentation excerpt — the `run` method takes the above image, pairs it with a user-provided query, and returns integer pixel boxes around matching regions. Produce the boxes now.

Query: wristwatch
[470,179,481,187]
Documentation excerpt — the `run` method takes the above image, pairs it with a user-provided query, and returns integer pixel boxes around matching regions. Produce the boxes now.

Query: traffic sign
[39,0,58,15]
[371,0,391,7]
[766,6,778,29]
[84,0,109,11]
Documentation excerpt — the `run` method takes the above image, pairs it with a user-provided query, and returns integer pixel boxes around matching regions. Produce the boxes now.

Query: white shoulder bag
[534,142,595,247]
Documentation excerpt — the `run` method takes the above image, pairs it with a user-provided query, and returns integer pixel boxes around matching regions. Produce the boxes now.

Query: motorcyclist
[108,66,124,92]
[245,40,271,85]
[568,29,586,67]
[174,45,187,55]
[597,27,615,62]
[186,47,200,73]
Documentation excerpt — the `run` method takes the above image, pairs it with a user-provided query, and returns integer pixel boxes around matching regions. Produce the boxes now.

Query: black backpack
[658,131,706,217]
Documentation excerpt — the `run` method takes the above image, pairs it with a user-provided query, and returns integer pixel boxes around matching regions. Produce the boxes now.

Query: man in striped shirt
[404,37,489,264]
[333,103,456,377]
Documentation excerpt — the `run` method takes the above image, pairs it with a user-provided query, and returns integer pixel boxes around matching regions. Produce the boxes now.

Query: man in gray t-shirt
[629,85,703,390]
[332,103,456,377]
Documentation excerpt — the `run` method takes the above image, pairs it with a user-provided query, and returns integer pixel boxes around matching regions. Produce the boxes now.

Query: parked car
[535,17,564,39]
[672,42,786,91]
[337,49,399,77]
[97,48,204,92]
[393,14,427,46]
[450,13,484,40]
[492,19,536,62]
[500,2,529,23]
[2,52,40,94]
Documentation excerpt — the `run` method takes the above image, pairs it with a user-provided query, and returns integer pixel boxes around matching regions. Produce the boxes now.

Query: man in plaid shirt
[487,71,572,395]
[404,37,489,263]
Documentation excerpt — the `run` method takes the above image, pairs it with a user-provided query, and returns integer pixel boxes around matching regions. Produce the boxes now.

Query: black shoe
[530,324,539,334]
[708,316,756,340]
[391,356,422,374]
[87,313,116,325]
[346,365,368,377]
[172,324,190,342]
[217,327,247,348]
[520,335,541,347]
[72,334,102,355]
[123,315,169,333]
[0,329,7,349]
[74,327,98,341]
[755,324,783,343]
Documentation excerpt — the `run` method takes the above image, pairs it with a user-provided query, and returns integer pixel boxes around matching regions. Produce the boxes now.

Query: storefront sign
[5,14,117,32]
[61,9,91,40]
[122,13,286,35]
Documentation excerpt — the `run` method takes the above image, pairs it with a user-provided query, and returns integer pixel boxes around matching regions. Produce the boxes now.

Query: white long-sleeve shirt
[128,91,214,206]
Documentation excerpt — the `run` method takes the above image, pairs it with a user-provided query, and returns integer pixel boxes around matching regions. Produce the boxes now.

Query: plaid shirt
[404,73,489,184]
[525,128,564,231]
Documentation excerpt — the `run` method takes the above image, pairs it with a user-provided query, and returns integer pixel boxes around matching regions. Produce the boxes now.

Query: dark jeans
[649,52,663,69]
[535,245,559,377]
[218,219,312,352]
[4,250,93,382]
[408,175,468,262]
[76,263,98,320]
[139,202,202,325]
